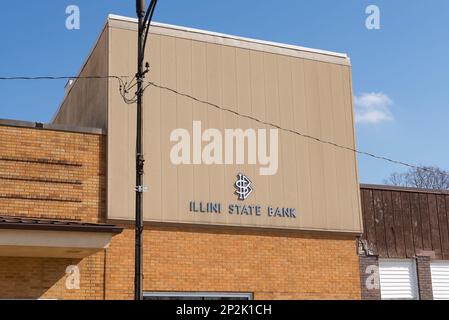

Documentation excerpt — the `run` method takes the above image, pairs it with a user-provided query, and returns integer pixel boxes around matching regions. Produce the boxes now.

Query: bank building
[0,14,394,299]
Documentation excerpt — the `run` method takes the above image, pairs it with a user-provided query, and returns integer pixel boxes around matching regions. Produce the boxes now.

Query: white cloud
[354,92,394,124]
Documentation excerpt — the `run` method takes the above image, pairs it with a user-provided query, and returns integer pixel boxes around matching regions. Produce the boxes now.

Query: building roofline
[0,118,105,135]
[52,14,351,126]
[360,183,449,195]
[108,14,350,61]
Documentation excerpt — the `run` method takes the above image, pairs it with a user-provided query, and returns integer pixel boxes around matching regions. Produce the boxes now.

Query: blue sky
[0,0,448,184]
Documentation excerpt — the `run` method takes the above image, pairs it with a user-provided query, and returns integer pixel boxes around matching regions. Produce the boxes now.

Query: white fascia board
[107,14,349,60]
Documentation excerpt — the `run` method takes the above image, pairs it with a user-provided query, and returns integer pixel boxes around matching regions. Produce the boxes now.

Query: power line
[144,80,448,177]
[0,74,446,178]
[0,75,126,81]
[0,75,138,105]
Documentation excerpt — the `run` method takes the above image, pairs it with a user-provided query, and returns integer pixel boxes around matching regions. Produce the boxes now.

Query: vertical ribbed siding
[107,25,362,232]
[431,261,449,300]
[379,259,419,300]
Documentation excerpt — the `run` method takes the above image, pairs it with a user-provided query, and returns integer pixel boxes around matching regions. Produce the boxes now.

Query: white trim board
[108,14,350,64]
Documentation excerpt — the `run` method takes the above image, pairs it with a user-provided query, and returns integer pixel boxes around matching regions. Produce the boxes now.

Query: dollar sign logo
[235,173,253,200]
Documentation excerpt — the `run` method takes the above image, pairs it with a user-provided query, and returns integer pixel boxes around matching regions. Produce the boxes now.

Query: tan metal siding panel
[330,64,351,230]
[205,42,225,225]
[220,45,238,226]
[318,62,339,230]
[107,27,135,220]
[174,38,194,223]
[291,58,313,228]
[144,34,163,221]
[160,35,179,220]
[277,56,299,228]
[303,60,327,230]
[190,40,210,224]
[262,52,283,229]
[343,66,363,231]
[248,51,270,217]
[235,48,257,226]
[107,27,362,233]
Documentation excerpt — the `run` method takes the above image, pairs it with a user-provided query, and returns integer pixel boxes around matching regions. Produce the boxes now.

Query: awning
[0,216,123,258]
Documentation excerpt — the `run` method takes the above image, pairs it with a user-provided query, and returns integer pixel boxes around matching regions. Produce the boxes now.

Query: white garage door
[379,259,419,300]
[431,261,449,300]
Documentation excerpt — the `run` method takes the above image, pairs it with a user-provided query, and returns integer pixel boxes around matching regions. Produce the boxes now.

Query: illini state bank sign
[170,122,297,221]
[189,173,297,220]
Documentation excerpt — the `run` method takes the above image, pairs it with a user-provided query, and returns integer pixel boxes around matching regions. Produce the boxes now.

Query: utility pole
[134,0,158,301]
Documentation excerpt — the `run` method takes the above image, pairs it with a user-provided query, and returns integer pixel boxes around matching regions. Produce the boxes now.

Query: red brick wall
[416,256,433,300]
[359,255,381,300]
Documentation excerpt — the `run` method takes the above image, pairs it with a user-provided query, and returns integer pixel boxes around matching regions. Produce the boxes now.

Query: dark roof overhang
[0,216,123,234]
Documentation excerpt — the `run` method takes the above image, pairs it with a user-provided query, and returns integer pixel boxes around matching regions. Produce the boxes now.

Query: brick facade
[416,256,433,300]
[358,255,381,300]
[104,226,361,300]
[0,124,106,223]
[0,124,107,299]
[0,124,361,300]
[0,253,106,300]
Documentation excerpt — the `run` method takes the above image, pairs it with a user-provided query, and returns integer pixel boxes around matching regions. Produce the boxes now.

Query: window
[143,292,253,300]
[430,261,449,300]
[379,259,419,300]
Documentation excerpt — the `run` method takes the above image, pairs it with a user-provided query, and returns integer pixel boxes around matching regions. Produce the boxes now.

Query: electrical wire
[0,74,447,178]
[0,75,137,104]
[144,80,449,177]
[0,75,139,105]
[0,75,125,81]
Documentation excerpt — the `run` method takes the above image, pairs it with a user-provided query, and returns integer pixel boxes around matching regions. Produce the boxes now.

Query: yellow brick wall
[0,124,107,299]
[105,226,361,300]
[0,252,105,300]
[0,125,106,222]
